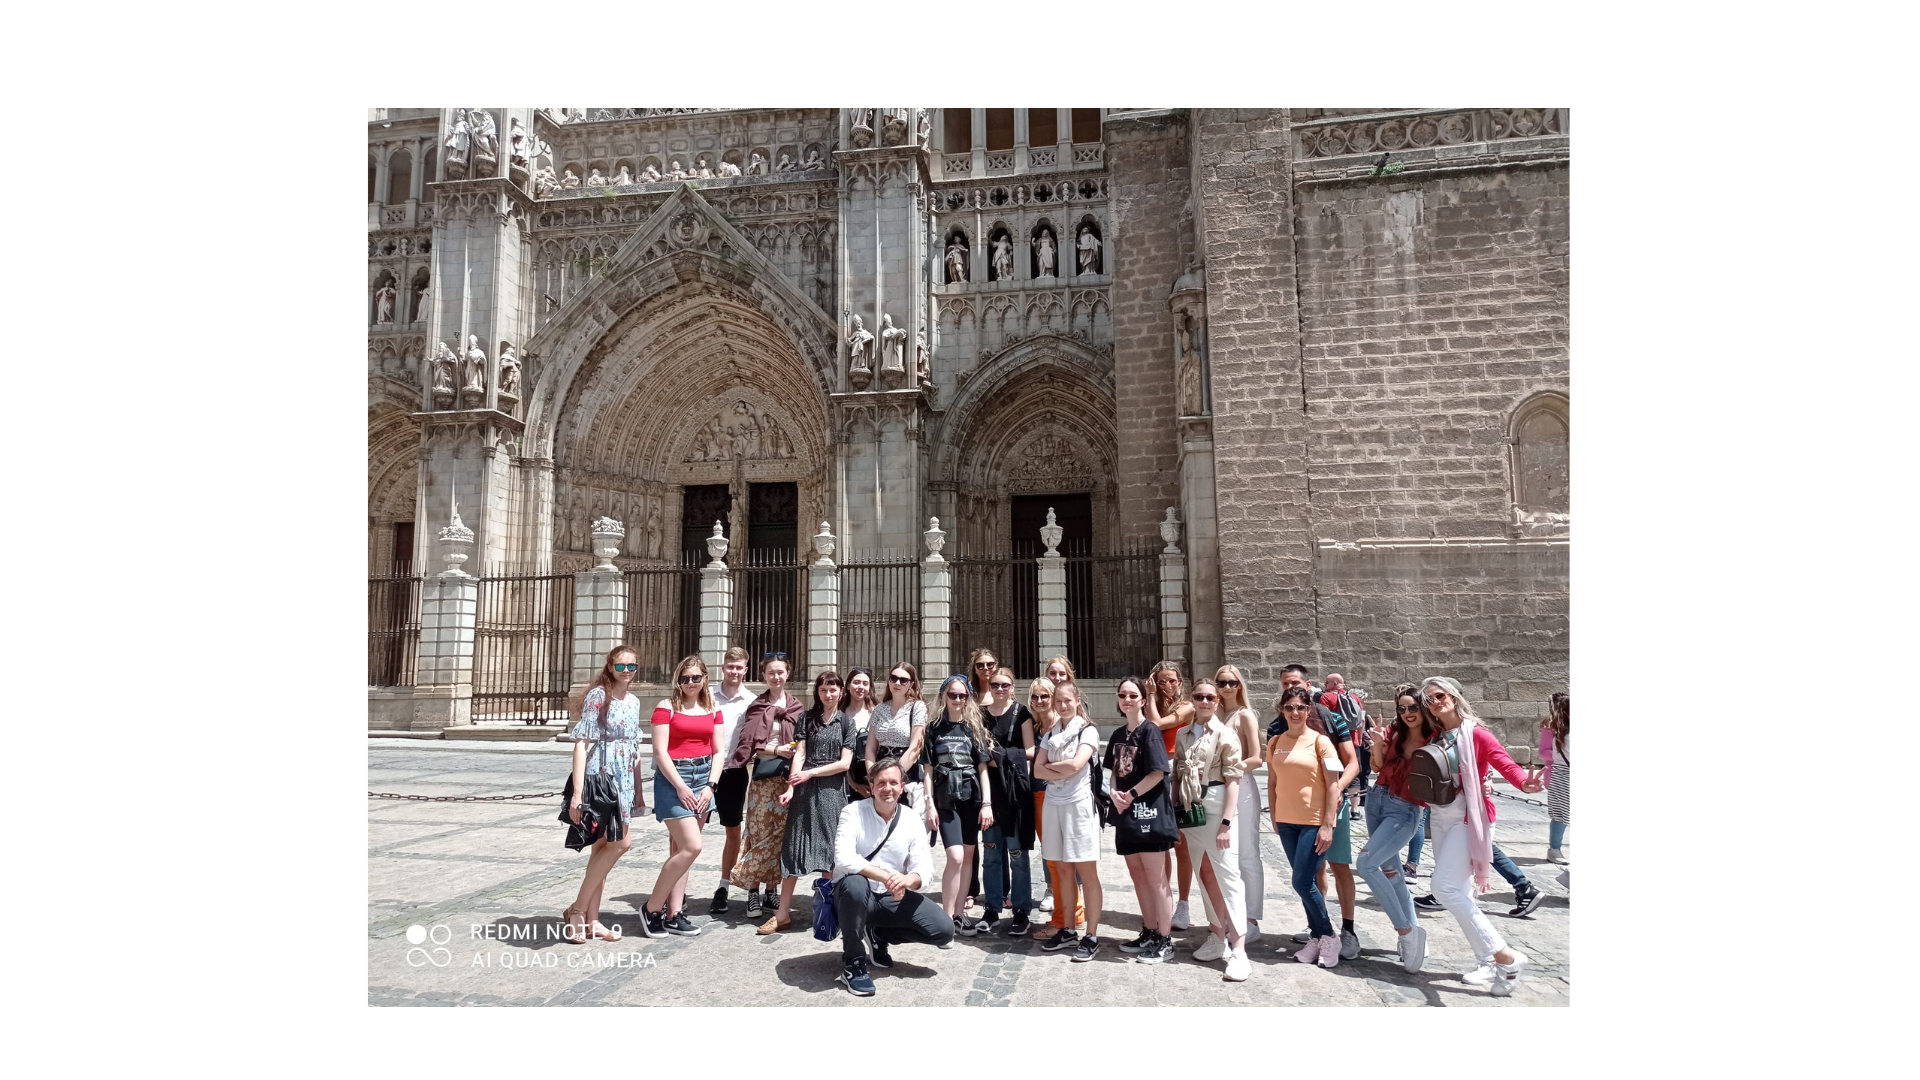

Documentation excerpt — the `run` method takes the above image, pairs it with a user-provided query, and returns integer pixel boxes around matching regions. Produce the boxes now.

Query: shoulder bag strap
[864,806,904,862]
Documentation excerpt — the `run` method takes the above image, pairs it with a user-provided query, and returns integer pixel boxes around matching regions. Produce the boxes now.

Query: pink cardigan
[1537,727,1556,787]
[1471,725,1531,824]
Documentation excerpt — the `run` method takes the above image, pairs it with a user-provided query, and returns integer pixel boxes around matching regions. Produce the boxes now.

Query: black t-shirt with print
[927,712,989,807]
[1104,719,1171,798]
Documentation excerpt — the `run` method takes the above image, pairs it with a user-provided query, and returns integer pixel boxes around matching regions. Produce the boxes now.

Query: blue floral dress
[569,687,645,825]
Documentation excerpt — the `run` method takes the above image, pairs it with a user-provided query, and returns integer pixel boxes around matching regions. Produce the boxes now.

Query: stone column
[807,522,839,682]
[413,498,479,730]
[571,518,629,690]
[971,107,987,177]
[698,521,733,670]
[920,518,951,679]
[1157,507,1189,668]
[1035,508,1068,662]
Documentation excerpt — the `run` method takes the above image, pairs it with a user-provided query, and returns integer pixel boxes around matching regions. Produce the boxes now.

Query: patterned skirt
[732,776,790,889]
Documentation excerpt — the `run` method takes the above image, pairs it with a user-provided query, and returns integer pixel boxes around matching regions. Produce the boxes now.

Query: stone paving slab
[369,744,1569,1006]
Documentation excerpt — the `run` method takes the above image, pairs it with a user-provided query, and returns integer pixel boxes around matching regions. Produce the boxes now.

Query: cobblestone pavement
[369,741,1569,1007]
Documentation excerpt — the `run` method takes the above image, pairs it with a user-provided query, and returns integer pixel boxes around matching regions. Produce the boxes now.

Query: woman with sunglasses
[844,668,876,800]
[1419,676,1545,996]
[563,647,646,944]
[1266,684,1350,968]
[761,670,855,934]
[726,655,805,920]
[979,665,1036,935]
[961,649,1004,910]
[1352,683,1433,970]
[1033,679,1106,961]
[639,655,724,937]
[1214,664,1267,943]
[1107,677,1175,963]
[1028,677,1081,930]
[866,662,934,835]
[1171,678,1251,980]
[928,674,995,934]
[1145,662,1197,931]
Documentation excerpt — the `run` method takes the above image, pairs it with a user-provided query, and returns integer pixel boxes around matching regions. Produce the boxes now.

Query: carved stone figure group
[687,401,794,462]
[444,108,498,179]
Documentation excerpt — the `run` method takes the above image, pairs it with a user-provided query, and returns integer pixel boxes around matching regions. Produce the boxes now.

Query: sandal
[757,915,792,935]
[562,907,590,944]
[591,919,624,942]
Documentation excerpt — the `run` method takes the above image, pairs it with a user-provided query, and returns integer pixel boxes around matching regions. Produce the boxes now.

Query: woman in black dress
[760,671,854,934]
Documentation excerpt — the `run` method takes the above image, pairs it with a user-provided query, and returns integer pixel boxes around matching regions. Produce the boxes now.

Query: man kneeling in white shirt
[833,755,955,996]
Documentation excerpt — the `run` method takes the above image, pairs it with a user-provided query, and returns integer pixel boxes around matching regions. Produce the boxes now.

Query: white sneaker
[1462,962,1496,986]
[1193,932,1228,962]
[1398,925,1428,973]
[1243,922,1262,943]
[1292,927,1313,943]
[1490,950,1528,997]
[1294,934,1323,964]
[1039,888,1054,913]
[1223,947,1251,982]
[1170,901,1191,931]
[1547,847,1567,864]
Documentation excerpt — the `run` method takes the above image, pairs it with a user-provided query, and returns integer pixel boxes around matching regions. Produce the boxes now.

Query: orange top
[1266,729,1338,826]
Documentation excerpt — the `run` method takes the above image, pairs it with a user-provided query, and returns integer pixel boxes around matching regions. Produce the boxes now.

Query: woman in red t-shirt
[638,655,722,938]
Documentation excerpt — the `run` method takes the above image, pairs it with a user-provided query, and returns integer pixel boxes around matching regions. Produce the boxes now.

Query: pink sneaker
[1317,934,1341,968]
[1295,935,1323,964]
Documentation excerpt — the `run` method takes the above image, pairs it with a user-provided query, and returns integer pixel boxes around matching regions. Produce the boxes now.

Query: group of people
[560,643,1570,1000]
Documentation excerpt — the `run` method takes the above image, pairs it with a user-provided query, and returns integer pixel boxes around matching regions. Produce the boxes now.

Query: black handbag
[559,737,624,850]
[753,752,789,781]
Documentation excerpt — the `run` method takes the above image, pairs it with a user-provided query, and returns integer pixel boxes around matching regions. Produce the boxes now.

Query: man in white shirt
[708,646,759,915]
[832,756,954,996]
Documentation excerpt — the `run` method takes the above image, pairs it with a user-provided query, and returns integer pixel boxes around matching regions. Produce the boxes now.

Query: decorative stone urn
[1160,506,1182,554]
[438,494,475,577]
[923,517,945,560]
[705,520,729,566]
[1039,507,1063,555]
[590,516,625,572]
[813,521,836,564]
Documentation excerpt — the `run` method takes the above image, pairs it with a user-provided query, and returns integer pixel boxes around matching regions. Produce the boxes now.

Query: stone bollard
[808,522,839,682]
[920,518,950,680]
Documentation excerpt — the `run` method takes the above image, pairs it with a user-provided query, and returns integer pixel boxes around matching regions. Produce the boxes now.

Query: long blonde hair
[1051,679,1088,731]
[1044,654,1077,685]
[1214,663,1252,716]
[1028,676,1057,734]
[938,674,990,751]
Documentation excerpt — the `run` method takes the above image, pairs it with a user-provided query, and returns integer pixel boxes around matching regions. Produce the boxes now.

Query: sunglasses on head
[677,673,705,684]
[764,652,787,660]
[612,663,637,673]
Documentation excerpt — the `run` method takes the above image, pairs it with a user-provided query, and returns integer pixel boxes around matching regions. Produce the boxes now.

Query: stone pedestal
[1158,507,1190,668]
[807,523,839,682]
[571,526,628,687]
[1178,418,1223,675]
[919,518,950,680]
[414,574,477,728]
[698,523,733,670]
[1036,552,1067,663]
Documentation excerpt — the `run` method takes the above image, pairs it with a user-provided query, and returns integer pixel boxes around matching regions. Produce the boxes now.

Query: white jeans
[1427,799,1509,963]
[1236,775,1264,922]
[1181,820,1246,939]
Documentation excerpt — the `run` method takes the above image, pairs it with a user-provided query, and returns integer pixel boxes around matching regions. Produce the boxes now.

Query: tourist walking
[760,670,855,934]
[1172,679,1251,981]
[833,757,954,997]
[844,667,875,799]
[980,665,1036,935]
[1107,677,1177,964]
[1419,676,1545,996]
[865,662,933,833]
[1267,684,1352,969]
[725,655,804,919]
[708,646,758,915]
[1352,684,1432,971]
[640,656,724,937]
[928,674,994,935]
[1545,692,1570,862]
[562,646,645,944]
[1145,661,1196,931]
[1215,664,1267,942]
[1033,679,1105,961]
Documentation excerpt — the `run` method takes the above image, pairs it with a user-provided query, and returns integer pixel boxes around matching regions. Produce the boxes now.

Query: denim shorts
[653,754,714,822]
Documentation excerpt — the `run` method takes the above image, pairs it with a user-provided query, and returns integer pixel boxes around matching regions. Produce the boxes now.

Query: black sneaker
[1413,894,1445,913]
[1071,935,1102,962]
[1118,929,1154,954]
[746,889,764,917]
[1135,934,1172,965]
[1041,927,1079,952]
[1509,882,1544,917]
[708,886,730,916]
[838,957,875,997]
[1007,913,1032,937]
[640,909,665,938]
[975,913,998,936]
[663,912,701,936]
[868,930,894,969]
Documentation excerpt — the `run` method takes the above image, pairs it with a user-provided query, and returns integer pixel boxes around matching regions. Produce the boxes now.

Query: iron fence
[368,575,422,686]
[731,548,805,668]
[472,573,575,724]
[837,557,921,673]
[1065,543,1163,679]
[950,546,1039,677]
[621,557,704,682]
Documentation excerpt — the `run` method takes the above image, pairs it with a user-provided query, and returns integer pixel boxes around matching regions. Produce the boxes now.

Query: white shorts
[1042,796,1101,863]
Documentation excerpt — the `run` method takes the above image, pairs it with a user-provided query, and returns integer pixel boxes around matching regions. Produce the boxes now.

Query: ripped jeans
[1356,786,1425,932]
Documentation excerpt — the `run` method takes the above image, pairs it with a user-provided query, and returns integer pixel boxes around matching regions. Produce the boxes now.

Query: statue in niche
[645,500,664,560]
[716,158,741,177]
[444,111,471,174]
[764,414,793,459]
[1177,322,1203,416]
[508,117,531,171]
[561,168,581,188]
[915,109,930,148]
[746,151,768,175]
[638,162,661,182]
[430,341,456,396]
[991,234,1014,281]
[801,148,824,170]
[373,280,396,324]
[691,157,709,178]
[845,314,875,376]
[1035,228,1057,278]
[531,167,558,198]
[879,314,907,376]
[668,160,687,180]
[411,280,429,321]
[462,336,487,394]
[915,330,933,391]
[1077,225,1103,275]
[611,164,632,185]
[498,345,521,398]
[775,153,793,172]
[945,237,969,283]
[585,168,607,187]
[470,110,498,176]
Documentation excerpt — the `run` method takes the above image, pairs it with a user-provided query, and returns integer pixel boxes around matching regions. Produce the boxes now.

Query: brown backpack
[1407,730,1460,805]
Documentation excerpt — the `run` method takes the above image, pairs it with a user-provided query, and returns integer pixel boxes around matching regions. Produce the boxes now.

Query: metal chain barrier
[1491,788,1547,807]
[369,791,563,802]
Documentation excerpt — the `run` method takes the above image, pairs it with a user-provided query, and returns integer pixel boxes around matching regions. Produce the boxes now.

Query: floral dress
[568,687,645,827]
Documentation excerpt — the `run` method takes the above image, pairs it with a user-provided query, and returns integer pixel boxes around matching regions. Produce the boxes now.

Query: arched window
[943,109,971,152]
[423,147,438,186]
[386,149,412,206]
[1028,109,1058,146]
[1508,392,1569,515]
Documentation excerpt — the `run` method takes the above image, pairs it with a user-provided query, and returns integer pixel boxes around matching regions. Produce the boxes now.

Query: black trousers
[834,880,955,962]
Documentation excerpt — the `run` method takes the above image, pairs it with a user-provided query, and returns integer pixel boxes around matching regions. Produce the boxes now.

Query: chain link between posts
[368,791,564,802]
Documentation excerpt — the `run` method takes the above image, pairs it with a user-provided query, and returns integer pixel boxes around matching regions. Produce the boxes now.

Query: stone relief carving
[801,148,824,171]
[497,345,521,399]
[1077,225,1102,275]
[845,314,875,381]
[746,151,769,176]
[668,159,687,180]
[611,164,632,185]
[1177,317,1203,416]
[914,330,933,391]
[715,158,741,177]
[561,168,581,188]
[878,314,907,377]
[1512,507,1571,537]
[1035,228,1056,278]
[775,153,793,172]
[373,280,397,324]
[991,233,1014,281]
[461,336,487,395]
[639,162,661,182]
[945,236,969,284]
[531,166,558,198]
[882,110,909,147]
[685,401,795,462]
[508,117,532,172]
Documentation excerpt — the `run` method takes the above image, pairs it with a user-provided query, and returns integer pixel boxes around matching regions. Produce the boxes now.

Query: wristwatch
[1219,817,1232,828]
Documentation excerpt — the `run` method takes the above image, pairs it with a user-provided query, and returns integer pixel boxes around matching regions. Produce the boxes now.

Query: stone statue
[716,159,741,177]
[915,330,933,391]
[462,335,487,394]
[1077,225,1102,275]
[498,345,521,398]
[695,157,713,179]
[411,280,429,321]
[945,237,969,283]
[776,153,793,172]
[746,151,768,175]
[991,234,1014,281]
[915,109,930,148]
[637,163,658,182]
[374,281,396,324]
[616,164,636,185]
[585,167,607,187]
[668,160,686,180]
[471,110,497,157]
[531,167,558,198]
[508,117,531,171]
[561,168,581,188]
[430,341,456,396]
[1177,323,1202,416]
[846,314,874,375]
[443,112,470,174]
[1035,228,1057,278]
[879,314,908,376]
[801,148,824,170]
[645,500,664,560]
